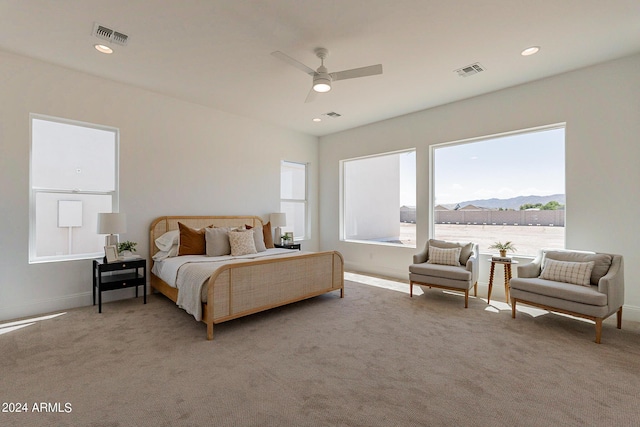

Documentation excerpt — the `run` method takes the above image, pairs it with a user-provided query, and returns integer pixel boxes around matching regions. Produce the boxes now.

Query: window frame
[430,123,566,257]
[29,114,120,263]
[340,148,416,248]
[280,160,308,241]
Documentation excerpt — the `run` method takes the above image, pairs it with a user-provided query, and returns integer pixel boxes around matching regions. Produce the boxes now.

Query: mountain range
[441,194,566,210]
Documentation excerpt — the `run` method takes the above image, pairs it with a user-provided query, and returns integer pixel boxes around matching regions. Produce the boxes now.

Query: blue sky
[434,127,565,205]
[399,127,565,206]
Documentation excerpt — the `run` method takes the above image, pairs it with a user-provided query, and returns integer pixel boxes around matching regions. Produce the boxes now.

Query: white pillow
[539,259,595,287]
[427,246,462,266]
[152,245,178,261]
[229,229,257,256]
[155,230,179,252]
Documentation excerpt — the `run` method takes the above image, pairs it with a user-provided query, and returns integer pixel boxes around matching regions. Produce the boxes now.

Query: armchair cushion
[410,262,471,282]
[539,259,595,287]
[427,246,462,266]
[429,239,474,264]
[543,251,612,286]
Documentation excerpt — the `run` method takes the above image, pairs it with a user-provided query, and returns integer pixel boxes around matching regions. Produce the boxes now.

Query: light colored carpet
[2,276,640,427]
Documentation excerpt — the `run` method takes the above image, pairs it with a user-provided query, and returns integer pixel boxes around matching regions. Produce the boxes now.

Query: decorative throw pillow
[229,229,257,256]
[155,229,179,252]
[178,222,207,256]
[544,251,612,286]
[539,259,595,287]
[428,239,473,265]
[245,224,267,252]
[427,246,462,266]
[262,222,274,248]
[205,227,232,257]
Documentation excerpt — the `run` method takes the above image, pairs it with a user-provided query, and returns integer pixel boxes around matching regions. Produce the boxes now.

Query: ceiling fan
[271,47,383,102]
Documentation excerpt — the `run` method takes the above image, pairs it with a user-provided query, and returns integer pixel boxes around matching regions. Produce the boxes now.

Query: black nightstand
[93,258,146,313]
[275,243,301,251]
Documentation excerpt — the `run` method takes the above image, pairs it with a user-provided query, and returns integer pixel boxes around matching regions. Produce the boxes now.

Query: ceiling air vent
[455,63,485,77]
[92,23,129,46]
[324,112,342,118]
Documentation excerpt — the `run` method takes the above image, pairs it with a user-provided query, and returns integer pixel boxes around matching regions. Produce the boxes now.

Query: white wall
[319,53,640,321]
[344,154,400,241]
[0,50,319,321]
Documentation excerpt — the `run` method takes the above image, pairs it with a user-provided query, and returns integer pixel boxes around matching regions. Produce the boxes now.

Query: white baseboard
[0,286,146,323]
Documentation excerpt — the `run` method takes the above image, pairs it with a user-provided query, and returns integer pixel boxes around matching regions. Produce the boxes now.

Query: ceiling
[1,1,639,137]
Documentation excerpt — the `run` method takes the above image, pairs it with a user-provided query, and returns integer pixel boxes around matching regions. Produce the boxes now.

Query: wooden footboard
[150,251,344,340]
[203,250,344,340]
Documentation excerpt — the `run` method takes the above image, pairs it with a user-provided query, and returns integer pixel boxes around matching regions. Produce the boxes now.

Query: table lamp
[270,213,286,245]
[97,213,127,247]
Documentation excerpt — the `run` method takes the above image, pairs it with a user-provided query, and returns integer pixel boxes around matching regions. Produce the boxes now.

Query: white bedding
[152,248,301,321]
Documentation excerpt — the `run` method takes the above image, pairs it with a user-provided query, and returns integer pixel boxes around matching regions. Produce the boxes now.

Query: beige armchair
[409,239,479,308]
[510,249,624,343]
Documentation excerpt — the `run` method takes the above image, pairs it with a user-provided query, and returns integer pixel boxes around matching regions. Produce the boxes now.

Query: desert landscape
[400,223,564,256]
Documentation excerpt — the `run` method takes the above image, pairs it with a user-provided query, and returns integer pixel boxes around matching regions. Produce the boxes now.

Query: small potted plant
[488,241,516,257]
[118,240,137,256]
[281,234,292,245]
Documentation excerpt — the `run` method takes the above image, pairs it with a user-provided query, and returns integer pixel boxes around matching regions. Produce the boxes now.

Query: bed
[149,216,344,340]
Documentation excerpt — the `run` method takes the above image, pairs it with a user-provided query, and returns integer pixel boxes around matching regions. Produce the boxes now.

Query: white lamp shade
[270,212,286,227]
[97,213,127,235]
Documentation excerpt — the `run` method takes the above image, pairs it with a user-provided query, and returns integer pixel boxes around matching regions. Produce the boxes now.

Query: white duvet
[152,248,300,321]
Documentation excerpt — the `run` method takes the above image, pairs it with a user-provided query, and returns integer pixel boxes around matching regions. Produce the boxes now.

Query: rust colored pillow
[262,222,274,249]
[178,222,207,256]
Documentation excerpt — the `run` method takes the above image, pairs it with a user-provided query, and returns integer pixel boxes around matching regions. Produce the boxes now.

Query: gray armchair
[409,239,479,308]
[510,249,624,343]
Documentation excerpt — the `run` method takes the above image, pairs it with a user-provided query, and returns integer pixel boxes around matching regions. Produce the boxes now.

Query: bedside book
[119,254,142,261]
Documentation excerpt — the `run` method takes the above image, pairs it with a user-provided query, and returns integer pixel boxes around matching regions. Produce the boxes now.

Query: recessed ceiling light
[312,118,322,122]
[521,46,540,56]
[94,44,113,54]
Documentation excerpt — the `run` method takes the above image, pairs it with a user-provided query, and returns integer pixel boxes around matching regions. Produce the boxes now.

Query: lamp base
[274,227,282,245]
[105,234,119,247]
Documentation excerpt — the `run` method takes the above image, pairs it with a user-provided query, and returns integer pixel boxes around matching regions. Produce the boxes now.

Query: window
[280,161,307,241]
[29,115,119,263]
[432,125,565,256]
[341,150,416,247]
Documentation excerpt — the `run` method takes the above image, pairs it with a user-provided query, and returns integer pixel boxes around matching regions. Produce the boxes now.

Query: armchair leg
[473,282,477,297]
[511,299,516,318]
[617,307,623,329]
[409,281,413,297]
[595,318,602,344]
[464,290,469,308]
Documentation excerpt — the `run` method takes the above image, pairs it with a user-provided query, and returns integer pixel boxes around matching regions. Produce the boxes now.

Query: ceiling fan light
[313,75,332,93]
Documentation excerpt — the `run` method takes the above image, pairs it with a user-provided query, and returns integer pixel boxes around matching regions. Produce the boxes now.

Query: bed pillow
[152,245,179,261]
[205,227,232,256]
[155,229,179,252]
[427,246,462,266]
[245,224,267,252]
[229,229,257,256]
[178,222,208,256]
[262,222,274,249]
[539,259,595,287]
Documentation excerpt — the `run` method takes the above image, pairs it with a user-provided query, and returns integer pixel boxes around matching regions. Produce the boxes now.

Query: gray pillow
[543,251,612,286]
[428,239,474,265]
[205,227,231,256]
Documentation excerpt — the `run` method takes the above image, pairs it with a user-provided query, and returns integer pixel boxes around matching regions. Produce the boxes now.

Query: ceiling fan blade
[330,64,383,81]
[304,88,318,103]
[271,51,316,76]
